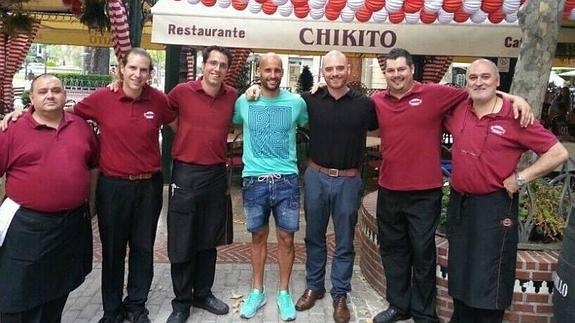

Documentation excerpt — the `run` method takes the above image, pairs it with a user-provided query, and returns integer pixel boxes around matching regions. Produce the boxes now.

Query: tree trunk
[512,0,566,243]
[91,48,110,74]
[82,47,110,75]
[510,0,566,118]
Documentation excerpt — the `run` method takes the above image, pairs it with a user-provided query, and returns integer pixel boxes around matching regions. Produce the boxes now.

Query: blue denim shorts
[242,173,300,233]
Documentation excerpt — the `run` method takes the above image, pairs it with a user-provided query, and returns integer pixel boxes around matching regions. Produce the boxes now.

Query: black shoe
[166,310,190,323]
[98,312,124,323]
[373,306,411,323]
[126,309,151,323]
[192,294,229,315]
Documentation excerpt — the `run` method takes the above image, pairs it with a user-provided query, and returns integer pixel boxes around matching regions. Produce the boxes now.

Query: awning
[150,0,575,57]
[28,13,163,50]
[558,70,575,77]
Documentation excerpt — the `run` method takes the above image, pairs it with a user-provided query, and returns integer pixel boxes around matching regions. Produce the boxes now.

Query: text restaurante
[168,24,246,38]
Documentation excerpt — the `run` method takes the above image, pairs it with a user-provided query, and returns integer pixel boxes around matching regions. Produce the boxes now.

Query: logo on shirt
[144,111,155,120]
[409,98,422,106]
[501,218,513,228]
[490,124,506,136]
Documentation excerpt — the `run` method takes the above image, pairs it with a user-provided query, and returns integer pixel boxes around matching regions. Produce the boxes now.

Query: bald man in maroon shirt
[0,74,97,322]
[444,59,568,323]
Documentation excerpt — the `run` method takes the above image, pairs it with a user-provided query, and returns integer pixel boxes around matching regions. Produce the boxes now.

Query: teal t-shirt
[233,89,308,177]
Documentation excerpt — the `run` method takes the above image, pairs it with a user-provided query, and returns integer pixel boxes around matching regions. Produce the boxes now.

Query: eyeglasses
[206,60,229,70]
[459,109,491,159]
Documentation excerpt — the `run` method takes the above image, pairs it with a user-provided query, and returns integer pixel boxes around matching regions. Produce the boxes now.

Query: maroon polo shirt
[445,97,558,195]
[372,82,468,191]
[0,110,98,212]
[74,86,175,177]
[168,78,237,165]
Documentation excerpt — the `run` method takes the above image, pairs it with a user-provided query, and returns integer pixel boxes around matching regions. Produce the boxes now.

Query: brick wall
[360,191,558,323]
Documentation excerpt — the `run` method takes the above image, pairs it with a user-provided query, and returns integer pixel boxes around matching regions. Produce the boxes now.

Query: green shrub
[520,179,567,243]
[21,90,30,107]
[52,73,112,88]
[439,178,567,243]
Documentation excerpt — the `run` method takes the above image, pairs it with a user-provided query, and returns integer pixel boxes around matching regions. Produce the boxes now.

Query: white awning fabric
[150,0,529,56]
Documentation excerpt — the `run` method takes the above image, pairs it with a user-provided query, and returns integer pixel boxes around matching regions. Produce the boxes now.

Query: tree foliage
[297,65,314,93]
[1,0,37,36]
[235,62,253,95]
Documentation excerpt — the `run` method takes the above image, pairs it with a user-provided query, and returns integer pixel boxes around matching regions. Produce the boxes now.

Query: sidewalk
[62,263,388,322]
[63,184,400,322]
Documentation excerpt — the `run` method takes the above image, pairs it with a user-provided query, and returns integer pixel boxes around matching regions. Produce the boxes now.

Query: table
[227,132,242,143]
[366,136,380,148]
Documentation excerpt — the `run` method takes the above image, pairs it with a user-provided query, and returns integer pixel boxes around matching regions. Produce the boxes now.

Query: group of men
[0,46,236,323]
[0,44,568,323]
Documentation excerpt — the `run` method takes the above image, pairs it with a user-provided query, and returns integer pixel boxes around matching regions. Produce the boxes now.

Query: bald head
[467,59,500,82]
[258,53,283,69]
[29,74,67,116]
[31,74,62,93]
[322,50,348,67]
[258,52,283,96]
[321,50,350,92]
[466,58,500,103]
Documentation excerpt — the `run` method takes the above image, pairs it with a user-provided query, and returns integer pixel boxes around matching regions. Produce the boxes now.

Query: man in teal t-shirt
[233,53,308,322]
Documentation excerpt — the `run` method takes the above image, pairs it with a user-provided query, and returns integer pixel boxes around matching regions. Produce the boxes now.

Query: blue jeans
[303,167,363,299]
[242,174,300,233]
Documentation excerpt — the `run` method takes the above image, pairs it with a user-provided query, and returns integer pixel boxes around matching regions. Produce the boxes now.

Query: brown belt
[114,173,154,181]
[308,160,359,177]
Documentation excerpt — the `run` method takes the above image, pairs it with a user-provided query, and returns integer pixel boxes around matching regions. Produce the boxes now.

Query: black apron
[167,161,233,263]
[0,205,92,313]
[447,189,518,310]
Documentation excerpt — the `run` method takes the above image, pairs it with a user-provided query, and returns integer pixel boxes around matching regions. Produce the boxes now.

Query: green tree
[235,61,253,95]
[297,65,313,93]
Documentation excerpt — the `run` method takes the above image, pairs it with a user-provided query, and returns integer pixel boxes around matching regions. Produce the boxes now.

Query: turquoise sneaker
[240,288,266,319]
[277,290,296,321]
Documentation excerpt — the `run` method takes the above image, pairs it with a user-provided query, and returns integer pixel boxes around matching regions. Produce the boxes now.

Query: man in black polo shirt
[294,50,378,323]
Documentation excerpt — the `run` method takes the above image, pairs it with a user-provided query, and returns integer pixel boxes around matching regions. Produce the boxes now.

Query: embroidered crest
[490,124,506,136]
[409,98,422,106]
[144,111,155,120]
[501,218,513,227]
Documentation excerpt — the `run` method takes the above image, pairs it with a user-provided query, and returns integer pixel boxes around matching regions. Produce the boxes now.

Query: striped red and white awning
[225,48,252,87]
[106,0,132,62]
[0,22,40,114]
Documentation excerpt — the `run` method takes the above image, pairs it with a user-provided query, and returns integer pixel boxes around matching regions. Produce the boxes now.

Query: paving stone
[60,186,404,322]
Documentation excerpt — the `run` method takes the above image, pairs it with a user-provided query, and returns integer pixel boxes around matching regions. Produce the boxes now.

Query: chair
[226,131,243,185]
[362,148,381,188]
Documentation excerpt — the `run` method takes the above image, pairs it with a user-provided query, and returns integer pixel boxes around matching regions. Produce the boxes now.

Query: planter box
[360,191,558,322]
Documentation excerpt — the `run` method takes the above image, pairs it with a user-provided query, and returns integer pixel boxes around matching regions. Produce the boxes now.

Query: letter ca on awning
[150,0,523,57]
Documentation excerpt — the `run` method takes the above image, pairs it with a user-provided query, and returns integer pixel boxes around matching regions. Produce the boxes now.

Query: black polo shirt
[303,87,378,169]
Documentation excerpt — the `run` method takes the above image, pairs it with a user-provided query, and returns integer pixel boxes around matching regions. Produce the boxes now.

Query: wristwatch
[516,174,527,187]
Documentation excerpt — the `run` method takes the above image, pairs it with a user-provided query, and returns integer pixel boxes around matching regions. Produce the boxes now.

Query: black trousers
[0,294,68,323]
[170,248,217,312]
[376,187,442,323]
[450,299,504,323]
[96,173,163,317]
